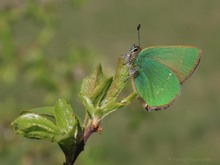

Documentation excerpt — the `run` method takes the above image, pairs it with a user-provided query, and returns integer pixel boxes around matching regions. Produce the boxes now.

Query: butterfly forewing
[138,46,201,83]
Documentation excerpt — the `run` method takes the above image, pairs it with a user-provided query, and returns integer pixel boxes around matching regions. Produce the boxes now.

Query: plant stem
[64,124,100,165]
[71,140,85,165]
[84,124,97,142]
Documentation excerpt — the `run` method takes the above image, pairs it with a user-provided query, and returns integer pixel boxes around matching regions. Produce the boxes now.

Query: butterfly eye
[131,45,140,53]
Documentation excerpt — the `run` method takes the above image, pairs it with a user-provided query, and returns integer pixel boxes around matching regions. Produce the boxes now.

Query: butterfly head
[122,25,142,75]
[123,24,142,66]
[130,44,141,53]
[129,44,141,61]
[123,44,141,66]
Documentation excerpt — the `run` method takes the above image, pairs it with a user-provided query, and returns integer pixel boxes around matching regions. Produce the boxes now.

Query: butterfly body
[123,44,201,111]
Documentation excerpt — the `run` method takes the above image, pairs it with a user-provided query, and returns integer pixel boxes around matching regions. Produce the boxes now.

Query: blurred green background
[0,0,219,164]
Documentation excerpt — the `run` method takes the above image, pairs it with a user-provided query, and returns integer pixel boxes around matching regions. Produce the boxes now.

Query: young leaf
[30,106,55,117]
[54,99,77,134]
[80,57,136,123]
[80,64,105,99]
[11,112,62,142]
[120,92,138,105]
[98,57,132,116]
[100,93,137,120]
[80,95,96,119]
[90,77,113,107]
[58,115,84,159]
[104,57,129,101]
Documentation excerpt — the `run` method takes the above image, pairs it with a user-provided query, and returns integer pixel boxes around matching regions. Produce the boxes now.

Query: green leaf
[11,112,62,142]
[80,64,105,99]
[80,63,113,124]
[121,92,138,104]
[80,96,95,119]
[54,99,77,135]
[93,107,104,120]
[74,115,83,140]
[95,57,131,119]
[30,106,55,117]
[58,114,83,157]
[101,93,137,120]
[104,57,129,101]
[90,77,113,107]
[80,57,135,122]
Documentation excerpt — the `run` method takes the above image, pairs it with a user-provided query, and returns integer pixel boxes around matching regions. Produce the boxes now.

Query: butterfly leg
[121,53,131,65]
[130,64,141,78]
[123,67,139,83]
[129,68,138,76]
[123,67,138,82]
[124,75,130,83]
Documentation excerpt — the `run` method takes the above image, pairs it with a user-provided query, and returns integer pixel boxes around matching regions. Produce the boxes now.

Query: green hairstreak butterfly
[123,24,201,111]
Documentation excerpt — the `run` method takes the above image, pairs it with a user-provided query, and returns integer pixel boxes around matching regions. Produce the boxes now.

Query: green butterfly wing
[140,46,201,83]
[133,46,201,110]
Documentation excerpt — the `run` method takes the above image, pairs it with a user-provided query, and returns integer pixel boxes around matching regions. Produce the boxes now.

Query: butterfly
[123,24,201,111]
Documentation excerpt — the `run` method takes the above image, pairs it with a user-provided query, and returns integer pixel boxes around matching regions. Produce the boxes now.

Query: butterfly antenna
[137,24,141,47]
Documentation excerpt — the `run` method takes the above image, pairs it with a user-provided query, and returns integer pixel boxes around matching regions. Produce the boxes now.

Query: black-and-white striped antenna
[137,24,141,47]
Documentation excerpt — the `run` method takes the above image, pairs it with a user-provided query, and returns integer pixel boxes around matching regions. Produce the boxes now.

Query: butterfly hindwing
[134,57,180,110]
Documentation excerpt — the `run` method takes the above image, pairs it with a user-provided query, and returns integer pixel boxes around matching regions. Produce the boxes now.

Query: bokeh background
[0,0,220,164]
